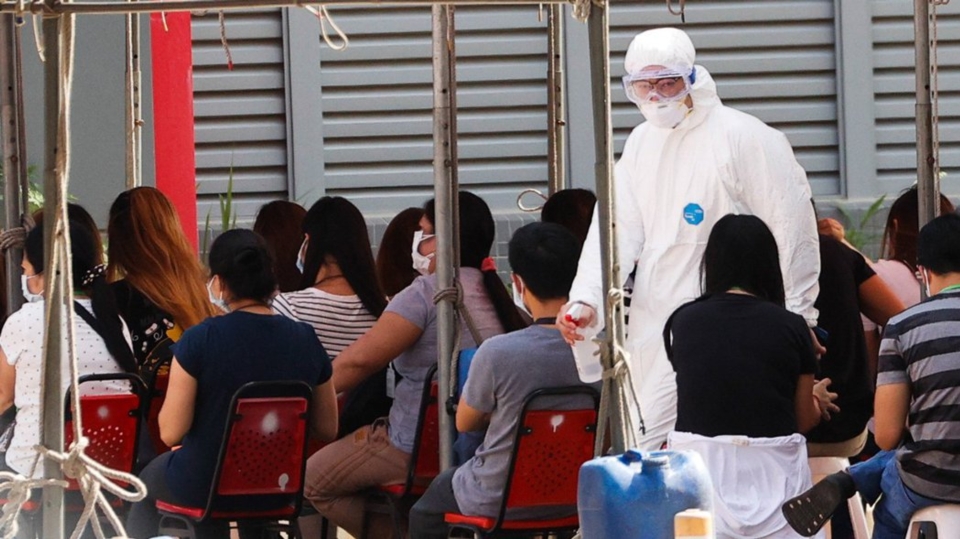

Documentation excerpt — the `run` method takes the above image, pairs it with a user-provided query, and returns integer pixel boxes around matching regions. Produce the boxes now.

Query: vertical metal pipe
[41,14,65,539]
[432,3,457,471]
[125,11,142,187]
[915,0,938,228]
[0,14,24,317]
[546,4,565,195]
[586,2,627,453]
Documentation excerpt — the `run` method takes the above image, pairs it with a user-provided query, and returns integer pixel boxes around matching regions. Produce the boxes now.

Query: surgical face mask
[512,274,531,318]
[640,100,692,129]
[296,238,307,274]
[921,268,932,297]
[21,274,42,303]
[207,279,230,313]
[411,230,435,276]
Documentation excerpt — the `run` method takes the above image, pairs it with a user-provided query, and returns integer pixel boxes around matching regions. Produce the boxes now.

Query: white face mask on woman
[296,238,307,274]
[20,274,42,303]
[206,279,230,313]
[411,230,435,276]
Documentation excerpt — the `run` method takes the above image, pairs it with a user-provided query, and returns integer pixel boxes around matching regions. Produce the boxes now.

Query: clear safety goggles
[622,67,694,105]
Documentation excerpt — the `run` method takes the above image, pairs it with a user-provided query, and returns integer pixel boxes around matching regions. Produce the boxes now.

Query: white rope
[304,4,348,51]
[0,12,147,539]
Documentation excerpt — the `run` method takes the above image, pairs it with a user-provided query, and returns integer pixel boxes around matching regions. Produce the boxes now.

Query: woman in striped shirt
[272,196,389,436]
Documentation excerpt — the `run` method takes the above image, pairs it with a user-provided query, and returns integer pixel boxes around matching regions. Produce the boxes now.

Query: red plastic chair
[364,364,440,539]
[444,386,600,538]
[15,373,146,535]
[156,380,313,539]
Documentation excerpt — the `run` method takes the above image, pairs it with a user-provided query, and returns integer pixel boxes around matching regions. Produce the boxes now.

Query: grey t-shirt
[385,268,504,453]
[453,324,596,518]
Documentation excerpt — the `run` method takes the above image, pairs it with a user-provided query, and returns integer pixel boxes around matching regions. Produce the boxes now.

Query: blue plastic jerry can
[578,449,714,539]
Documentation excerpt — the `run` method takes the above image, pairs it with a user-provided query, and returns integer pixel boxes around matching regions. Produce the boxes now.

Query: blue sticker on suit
[683,203,704,225]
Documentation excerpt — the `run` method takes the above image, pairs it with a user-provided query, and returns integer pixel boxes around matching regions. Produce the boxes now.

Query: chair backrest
[498,387,600,523]
[204,380,313,518]
[404,364,440,493]
[64,373,147,489]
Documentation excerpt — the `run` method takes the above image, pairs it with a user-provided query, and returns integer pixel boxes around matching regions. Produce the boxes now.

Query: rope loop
[433,284,461,307]
[305,4,349,51]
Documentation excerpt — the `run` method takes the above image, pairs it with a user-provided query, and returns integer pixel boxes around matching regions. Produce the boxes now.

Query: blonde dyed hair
[107,187,217,328]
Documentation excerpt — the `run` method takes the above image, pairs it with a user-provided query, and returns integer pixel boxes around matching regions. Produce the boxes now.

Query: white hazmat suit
[568,28,820,449]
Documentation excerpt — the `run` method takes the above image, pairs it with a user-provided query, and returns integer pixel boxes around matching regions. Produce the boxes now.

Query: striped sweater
[272,288,377,359]
[878,288,960,502]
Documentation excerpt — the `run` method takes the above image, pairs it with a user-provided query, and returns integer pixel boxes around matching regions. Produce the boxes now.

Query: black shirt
[666,293,818,438]
[805,235,876,443]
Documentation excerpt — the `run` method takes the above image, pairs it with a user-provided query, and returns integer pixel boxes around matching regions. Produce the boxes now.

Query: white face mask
[639,100,691,129]
[411,230,435,276]
[512,274,531,318]
[207,279,230,313]
[21,274,42,303]
[921,268,932,297]
[296,238,307,275]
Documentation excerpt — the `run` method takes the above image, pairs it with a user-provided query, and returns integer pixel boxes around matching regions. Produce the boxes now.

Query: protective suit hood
[624,28,721,131]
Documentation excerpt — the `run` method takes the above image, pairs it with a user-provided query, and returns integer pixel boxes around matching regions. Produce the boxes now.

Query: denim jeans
[847,450,942,539]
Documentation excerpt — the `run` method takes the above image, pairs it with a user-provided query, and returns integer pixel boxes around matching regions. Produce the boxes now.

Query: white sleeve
[734,127,820,325]
[568,140,646,329]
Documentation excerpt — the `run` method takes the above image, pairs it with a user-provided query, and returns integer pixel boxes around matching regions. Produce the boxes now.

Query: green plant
[0,164,75,214]
[837,194,887,252]
[201,165,238,254]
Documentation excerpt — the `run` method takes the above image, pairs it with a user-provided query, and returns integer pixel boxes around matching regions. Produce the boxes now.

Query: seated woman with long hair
[272,197,388,436]
[107,187,217,367]
[126,229,339,537]
[0,218,136,476]
[303,191,526,538]
[663,214,834,539]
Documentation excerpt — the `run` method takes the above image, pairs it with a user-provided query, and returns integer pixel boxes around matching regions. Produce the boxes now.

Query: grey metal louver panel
[192,10,288,223]
[609,0,841,196]
[872,0,960,193]
[319,5,550,214]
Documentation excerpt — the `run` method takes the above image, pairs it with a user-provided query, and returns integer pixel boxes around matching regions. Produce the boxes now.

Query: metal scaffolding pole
[0,14,25,317]
[0,0,567,15]
[41,14,65,539]
[124,11,142,187]
[915,0,938,228]
[432,3,459,471]
[586,1,628,453]
[546,4,565,195]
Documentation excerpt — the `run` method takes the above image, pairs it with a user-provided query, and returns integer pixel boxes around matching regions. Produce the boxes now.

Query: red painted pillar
[150,12,198,251]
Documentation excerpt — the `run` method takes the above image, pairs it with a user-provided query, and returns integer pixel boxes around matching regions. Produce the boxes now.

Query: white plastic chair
[906,504,960,538]
[808,457,870,539]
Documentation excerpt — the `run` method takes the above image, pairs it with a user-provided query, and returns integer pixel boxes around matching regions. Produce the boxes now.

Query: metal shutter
[609,0,841,196]
[317,5,550,214]
[192,10,288,225]
[872,0,960,194]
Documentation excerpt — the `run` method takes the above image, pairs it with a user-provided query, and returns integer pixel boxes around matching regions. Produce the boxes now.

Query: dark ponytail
[425,192,527,333]
[209,229,276,303]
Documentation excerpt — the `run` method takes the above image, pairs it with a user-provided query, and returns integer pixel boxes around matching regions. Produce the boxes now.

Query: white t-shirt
[272,288,378,359]
[0,299,130,477]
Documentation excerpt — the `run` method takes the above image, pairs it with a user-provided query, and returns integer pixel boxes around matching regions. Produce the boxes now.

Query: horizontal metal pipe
[3,0,567,15]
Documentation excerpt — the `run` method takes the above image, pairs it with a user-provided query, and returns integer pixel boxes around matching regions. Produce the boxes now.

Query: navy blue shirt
[165,311,332,505]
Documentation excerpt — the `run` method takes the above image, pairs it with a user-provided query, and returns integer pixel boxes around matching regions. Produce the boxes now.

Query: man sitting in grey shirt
[408,222,594,539]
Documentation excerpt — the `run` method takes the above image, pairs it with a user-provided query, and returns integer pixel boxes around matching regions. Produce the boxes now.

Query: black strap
[73,300,106,340]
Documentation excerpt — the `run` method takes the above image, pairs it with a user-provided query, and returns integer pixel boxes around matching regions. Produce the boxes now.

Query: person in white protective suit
[558,27,821,450]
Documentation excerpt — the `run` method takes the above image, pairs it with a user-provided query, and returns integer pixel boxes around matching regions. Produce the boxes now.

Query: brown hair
[107,187,217,328]
[881,187,956,271]
[376,207,423,297]
[253,200,307,293]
